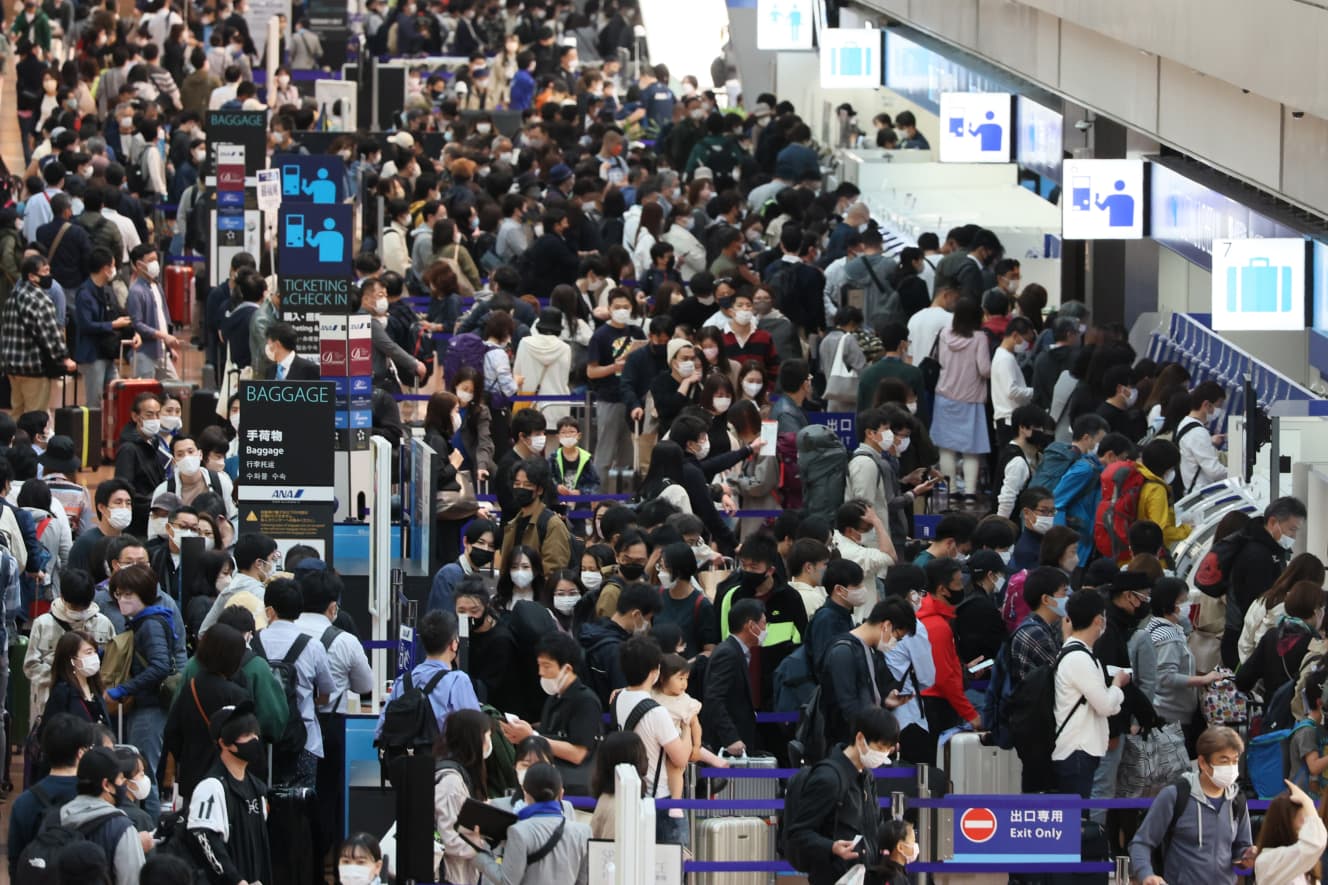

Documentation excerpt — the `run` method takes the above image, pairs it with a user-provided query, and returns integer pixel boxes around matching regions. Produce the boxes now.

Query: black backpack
[14,791,109,885]
[251,633,312,758]
[1150,777,1246,876]
[375,668,451,787]
[778,758,848,871]
[1006,643,1094,763]
[789,637,858,767]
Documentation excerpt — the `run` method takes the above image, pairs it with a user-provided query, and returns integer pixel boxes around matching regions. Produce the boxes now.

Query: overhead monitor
[938,92,1012,163]
[1211,238,1309,332]
[1060,159,1146,240]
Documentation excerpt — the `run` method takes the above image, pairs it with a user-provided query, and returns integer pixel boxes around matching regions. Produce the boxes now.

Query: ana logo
[273,489,305,499]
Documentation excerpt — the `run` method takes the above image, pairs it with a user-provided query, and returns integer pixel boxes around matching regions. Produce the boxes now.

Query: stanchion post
[891,790,905,821]
[686,762,697,856]
[917,766,931,885]
[1116,855,1130,884]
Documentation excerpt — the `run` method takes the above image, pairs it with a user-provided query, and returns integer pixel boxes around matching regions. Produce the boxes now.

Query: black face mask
[650,343,667,357]
[37,275,52,290]
[1030,430,1054,449]
[468,615,486,634]
[469,547,494,568]
[619,562,645,581]
[231,739,267,778]
[738,569,767,594]
[512,487,536,508]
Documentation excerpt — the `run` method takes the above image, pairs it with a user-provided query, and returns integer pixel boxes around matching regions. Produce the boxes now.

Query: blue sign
[1061,159,1145,240]
[217,190,245,209]
[1210,237,1308,332]
[953,801,1080,864]
[278,204,353,277]
[938,93,1011,163]
[217,212,244,232]
[806,411,856,452]
[273,153,347,204]
[1148,164,1302,271]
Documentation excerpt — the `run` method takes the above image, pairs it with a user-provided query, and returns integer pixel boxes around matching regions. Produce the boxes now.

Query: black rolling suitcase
[392,752,438,884]
[267,785,318,885]
[53,382,101,470]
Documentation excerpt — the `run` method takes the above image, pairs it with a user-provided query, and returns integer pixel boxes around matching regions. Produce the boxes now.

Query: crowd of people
[0,0,1323,883]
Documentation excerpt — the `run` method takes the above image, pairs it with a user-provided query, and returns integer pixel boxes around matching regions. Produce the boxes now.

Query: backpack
[982,639,1017,749]
[779,758,849,871]
[1150,778,1247,876]
[480,704,520,796]
[440,331,488,389]
[788,637,859,766]
[483,343,514,411]
[583,633,621,708]
[772,645,816,714]
[1006,643,1094,764]
[1246,717,1305,799]
[374,667,451,787]
[151,809,208,884]
[14,794,111,885]
[1000,570,1030,636]
[775,432,803,510]
[797,425,848,524]
[1029,441,1081,491]
[1092,460,1158,562]
[617,696,666,795]
[251,632,312,758]
[1194,531,1248,599]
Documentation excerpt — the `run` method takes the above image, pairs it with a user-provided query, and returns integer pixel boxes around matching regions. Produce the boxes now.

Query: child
[641,242,682,298]
[551,416,600,535]
[652,653,727,807]
[1289,667,1328,797]
[25,567,117,715]
[873,819,918,885]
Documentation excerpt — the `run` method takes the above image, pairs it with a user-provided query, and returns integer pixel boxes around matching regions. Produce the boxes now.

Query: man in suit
[701,597,764,755]
[263,322,320,381]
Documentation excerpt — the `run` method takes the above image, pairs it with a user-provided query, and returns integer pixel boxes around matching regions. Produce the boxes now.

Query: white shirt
[294,612,375,714]
[613,688,679,798]
[832,530,894,621]
[823,254,851,326]
[907,305,952,365]
[1052,638,1124,760]
[990,346,1033,422]
[885,618,935,733]
[208,83,238,111]
[997,452,1032,519]
[699,308,731,334]
[102,208,140,263]
[1176,416,1226,493]
[253,619,336,758]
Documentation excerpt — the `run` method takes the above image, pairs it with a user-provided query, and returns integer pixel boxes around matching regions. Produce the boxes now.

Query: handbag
[1118,723,1190,797]
[824,331,857,402]
[918,333,942,392]
[436,471,480,521]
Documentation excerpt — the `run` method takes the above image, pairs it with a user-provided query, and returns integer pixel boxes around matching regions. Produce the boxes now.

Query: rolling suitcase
[267,786,318,885]
[187,388,221,435]
[704,752,780,819]
[53,382,102,470]
[102,378,163,462]
[165,263,194,327]
[695,816,770,885]
[937,734,1021,885]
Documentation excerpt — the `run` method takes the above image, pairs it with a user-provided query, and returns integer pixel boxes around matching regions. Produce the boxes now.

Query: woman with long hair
[1239,553,1327,664]
[1254,781,1325,885]
[928,296,991,501]
[454,579,519,715]
[631,201,666,279]
[449,366,495,483]
[728,400,778,538]
[699,372,737,459]
[637,441,692,514]
[423,390,466,493]
[1237,581,1325,699]
[41,629,109,729]
[698,326,737,384]
[434,708,497,884]
[735,358,770,417]
[495,544,547,611]
[162,623,249,800]
[589,731,648,839]
[184,550,234,649]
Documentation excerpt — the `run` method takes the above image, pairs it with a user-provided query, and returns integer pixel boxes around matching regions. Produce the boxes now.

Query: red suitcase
[165,264,193,327]
[102,379,163,463]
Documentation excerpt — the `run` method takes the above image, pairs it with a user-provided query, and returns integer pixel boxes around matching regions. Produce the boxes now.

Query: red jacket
[917,592,979,723]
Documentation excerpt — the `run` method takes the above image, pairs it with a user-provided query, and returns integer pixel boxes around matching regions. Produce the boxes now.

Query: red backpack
[1093,460,1161,563]
[775,432,803,511]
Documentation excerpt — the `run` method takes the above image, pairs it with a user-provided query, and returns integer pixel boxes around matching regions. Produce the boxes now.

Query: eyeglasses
[1032,506,1056,517]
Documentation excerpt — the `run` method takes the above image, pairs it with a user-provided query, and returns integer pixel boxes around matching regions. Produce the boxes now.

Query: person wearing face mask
[591,529,652,619]
[198,533,278,636]
[819,595,916,752]
[153,435,237,520]
[914,558,983,757]
[1051,588,1132,800]
[1128,726,1254,885]
[0,254,75,415]
[714,533,807,698]
[873,818,921,885]
[112,392,168,537]
[783,707,899,885]
[578,584,663,709]
[650,338,703,433]
[66,479,133,574]
[358,277,426,391]
[501,632,604,796]
[997,566,1070,788]
[1010,486,1057,573]
[1175,380,1229,496]
[125,244,181,381]
[499,458,572,578]
[849,407,937,560]
[261,321,318,381]
[1137,578,1221,737]
[990,314,1037,443]
[8,712,97,873]
[144,503,200,603]
[432,707,503,884]
[1095,363,1147,442]
[1217,496,1308,669]
[186,706,274,885]
[26,569,116,715]
[993,403,1052,520]
[427,519,497,617]
[952,550,1008,667]
[57,746,147,884]
[161,623,251,801]
[651,541,719,659]
[1134,438,1192,549]
[670,415,753,556]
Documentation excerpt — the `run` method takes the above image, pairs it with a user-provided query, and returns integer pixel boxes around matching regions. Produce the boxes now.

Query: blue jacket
[509,70,536,111]
[73,279,118,364]
[127,277,168,361]
[1054,452,1105,566]
[110,605,177,706]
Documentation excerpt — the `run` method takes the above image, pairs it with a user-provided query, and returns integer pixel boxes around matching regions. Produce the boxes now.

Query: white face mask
[693,543,712,566]
[580,570,603,591]
[338,865,375,885]
[876,429,894,451]
[1176,602,1192,622]
[539,668,569,695]
[177,454,202,475]
[1032,514,1054,534]
[160,415,182,432]
[998,548,1013,565]
[858,738,891,769]
[907,401,918,414]
[1123,387,1139,407]
[676,360,695,377]
[265,343,278,362]
[559,435,579,450]
[843,585,869,607]
[476,122,492,134]
[1208,763,1239,790]
[611,308,631,325]
[482,738,493,760]
[1013,340,1030,354]
[128,773,151,800]
[657,570,673,588]
[147,516,168,539]
[1163,468,1176,484]
[511,569,534,588]
[141,418,161,437]
[896,436,911,454]
[456,389,474,405]
[452,412,463,433]
[553,594,579,615]
[878,634,898,653]
[216,574,232,593]
[693,439,710,460]
[76,651,101,677]
[733,309,753,326]
[144,260,160,279]
[742,381,764,397]
[901,841,919,864]
[528,434,546,453]
[230,413,240,431]
[372,298,389,315]
[1280,532,1297,551]
[108,507,133,530]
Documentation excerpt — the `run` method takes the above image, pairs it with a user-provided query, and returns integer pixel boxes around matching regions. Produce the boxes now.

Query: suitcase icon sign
[1227,257,1292,314]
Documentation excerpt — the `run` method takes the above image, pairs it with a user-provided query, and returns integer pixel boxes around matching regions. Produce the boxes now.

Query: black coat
[1236,620,1315,699]
[1093,602,1158,737]
[820,635,898,748]
[262,356,319,380]
[700,635,757,751]
[163,672,250,800]
[42,678,109,728]
[522,233,578,299]
[782,748,882,885]
[1228,526,1290,626]
[114,433,166,537]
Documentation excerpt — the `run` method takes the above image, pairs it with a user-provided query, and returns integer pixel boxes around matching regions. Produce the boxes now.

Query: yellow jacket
[1137,464,1192,547]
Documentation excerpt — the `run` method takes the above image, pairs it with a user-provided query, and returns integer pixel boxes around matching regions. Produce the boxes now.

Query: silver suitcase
[936,732,1022,885]
[695,816,771,885]
[704,752,780,819]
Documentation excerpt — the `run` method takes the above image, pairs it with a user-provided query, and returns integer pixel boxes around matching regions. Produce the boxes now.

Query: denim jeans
[1053,749,1100,800]
[78,359,117,409]
[1089,738,1124,825]
[125,704,168,819]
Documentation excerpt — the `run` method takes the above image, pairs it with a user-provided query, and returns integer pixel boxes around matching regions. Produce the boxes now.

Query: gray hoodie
[1127,771,1252,885]
[59,794,145,885]
[198,572,267,635]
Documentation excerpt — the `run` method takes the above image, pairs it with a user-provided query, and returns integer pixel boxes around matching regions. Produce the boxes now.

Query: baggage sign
[952,799,1080,863]
[1211,237,1309,332]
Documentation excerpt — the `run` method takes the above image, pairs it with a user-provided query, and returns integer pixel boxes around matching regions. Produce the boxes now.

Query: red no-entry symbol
[959,807,998,844]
